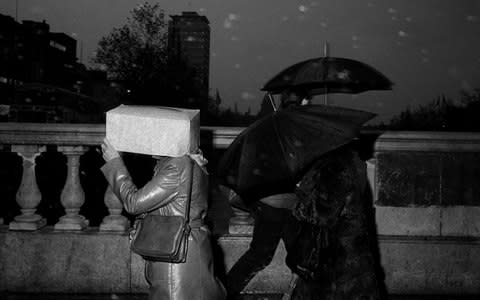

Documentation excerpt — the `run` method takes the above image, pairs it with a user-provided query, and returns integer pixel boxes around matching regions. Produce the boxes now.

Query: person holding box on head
[101,105,226,300]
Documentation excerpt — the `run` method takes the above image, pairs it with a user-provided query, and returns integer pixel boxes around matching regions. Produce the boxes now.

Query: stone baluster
[100,186,130,231]
[229,206,254,235]
[9,145,47,231]
[226,188,254,235]
[55,146,89,230]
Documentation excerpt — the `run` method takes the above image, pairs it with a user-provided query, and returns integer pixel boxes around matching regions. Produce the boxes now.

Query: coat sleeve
[101,157,180,215]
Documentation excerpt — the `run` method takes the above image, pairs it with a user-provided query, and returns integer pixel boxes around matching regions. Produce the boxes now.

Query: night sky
[2,0,479,123]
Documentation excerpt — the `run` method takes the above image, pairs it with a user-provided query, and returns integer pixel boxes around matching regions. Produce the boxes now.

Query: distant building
[0,13,113,123]
[0,13,82,96]
[168,12,210,98]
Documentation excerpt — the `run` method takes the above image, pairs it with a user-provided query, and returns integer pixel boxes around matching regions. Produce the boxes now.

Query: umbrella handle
[268,93,277,111]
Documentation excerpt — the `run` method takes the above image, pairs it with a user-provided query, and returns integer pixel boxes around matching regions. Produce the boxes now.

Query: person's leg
[225,202,285,297]
[281,210,301,255]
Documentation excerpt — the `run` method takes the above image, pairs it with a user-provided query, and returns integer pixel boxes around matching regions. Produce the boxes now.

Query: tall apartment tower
[168,12,210,98]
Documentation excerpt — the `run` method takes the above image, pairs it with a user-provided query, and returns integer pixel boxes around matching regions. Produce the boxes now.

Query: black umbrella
[217,104,376,203]
[261,57,393,96]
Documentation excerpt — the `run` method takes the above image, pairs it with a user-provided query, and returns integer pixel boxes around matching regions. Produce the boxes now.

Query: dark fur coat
[288,145,382,300]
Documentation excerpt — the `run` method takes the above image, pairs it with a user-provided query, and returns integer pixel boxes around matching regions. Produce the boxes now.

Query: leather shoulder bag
[130,159,194,263]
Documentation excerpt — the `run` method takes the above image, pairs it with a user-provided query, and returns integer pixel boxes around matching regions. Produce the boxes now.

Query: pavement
[1,293,480,300]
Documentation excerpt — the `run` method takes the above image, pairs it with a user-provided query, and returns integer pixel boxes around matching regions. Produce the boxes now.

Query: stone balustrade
[0,123,239,232]
[1,123,480,295]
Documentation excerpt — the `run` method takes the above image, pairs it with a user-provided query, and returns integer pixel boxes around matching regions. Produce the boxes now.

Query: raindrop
[352,35,359,41]
[298,5,308,13]
[282,16,289,22]
[224,19,232,29]
[310,2,319,7]
[466,15,478,22]
[186,36,195,42]
[367,2,374,7]
[230,36,239,41]
[422,57,429,63]
[224,13,239,29]
[388,8,397,14]
[320,22,328,28]
[405,17,413,22]
[353,44,359,49]
[391,16,398,21]
[241,92,255,100]
[337,70,350,80]
[71,32,77,37]
[234,63,241,69]
[398,30,408,37]
[421,48,429,55]
[199,8,206,13]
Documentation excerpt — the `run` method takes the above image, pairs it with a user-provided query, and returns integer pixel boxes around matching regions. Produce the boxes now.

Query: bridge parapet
[1,124,479,295]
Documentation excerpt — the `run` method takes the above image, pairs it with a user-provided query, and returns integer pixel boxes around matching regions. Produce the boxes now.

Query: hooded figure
[101,138,226,300]
[287,144,383,300]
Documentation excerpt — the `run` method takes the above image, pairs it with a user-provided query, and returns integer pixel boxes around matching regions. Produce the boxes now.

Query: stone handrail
[2,123,480,233]
[0,123,245,231]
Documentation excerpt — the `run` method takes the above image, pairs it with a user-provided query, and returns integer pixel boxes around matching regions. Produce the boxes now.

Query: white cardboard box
[106,105,200,157]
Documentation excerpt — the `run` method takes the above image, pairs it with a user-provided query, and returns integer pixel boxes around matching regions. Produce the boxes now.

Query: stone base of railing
[9,217,47,231]
[1,224,480,295]
[228,207,254,235]
[229,222,254,235]
[54,215,89,231]
[99,216,130,232]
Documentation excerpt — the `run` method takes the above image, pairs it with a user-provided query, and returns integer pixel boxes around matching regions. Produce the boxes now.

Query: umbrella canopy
[217,104,376,203]
[262,57,393,95]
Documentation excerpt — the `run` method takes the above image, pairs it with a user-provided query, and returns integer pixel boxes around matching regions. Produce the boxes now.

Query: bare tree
[93,2,168,104]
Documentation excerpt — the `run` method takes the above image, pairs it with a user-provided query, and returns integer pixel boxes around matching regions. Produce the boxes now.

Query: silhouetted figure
[225,89,310,299]
[287,144,383,300]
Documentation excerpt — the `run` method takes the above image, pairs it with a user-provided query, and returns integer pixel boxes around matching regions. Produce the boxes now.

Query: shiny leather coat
[102,155,226,300]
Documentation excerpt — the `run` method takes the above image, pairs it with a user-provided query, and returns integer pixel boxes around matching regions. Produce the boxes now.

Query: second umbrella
[217,104,376,203]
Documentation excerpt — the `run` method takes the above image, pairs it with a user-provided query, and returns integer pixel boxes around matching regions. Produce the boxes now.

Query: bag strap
[183,157,195,225]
